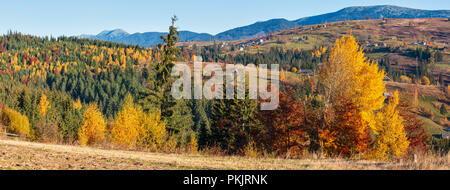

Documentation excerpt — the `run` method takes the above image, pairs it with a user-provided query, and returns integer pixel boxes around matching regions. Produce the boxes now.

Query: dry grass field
[1,138,449,170]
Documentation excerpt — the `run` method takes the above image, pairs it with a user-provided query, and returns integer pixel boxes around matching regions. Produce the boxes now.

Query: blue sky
[1,0,449,37]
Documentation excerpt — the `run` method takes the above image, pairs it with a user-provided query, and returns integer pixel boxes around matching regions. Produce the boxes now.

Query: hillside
[79,5,450,46]
[219,18,449,84]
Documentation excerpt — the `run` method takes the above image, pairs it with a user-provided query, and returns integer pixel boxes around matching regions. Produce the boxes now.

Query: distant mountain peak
[97,29,129,38]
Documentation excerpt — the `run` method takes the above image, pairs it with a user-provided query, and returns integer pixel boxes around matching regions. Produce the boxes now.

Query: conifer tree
[211,90,262,154]
[139,16,179,115]
[440,104,447,115]
[138,16,193,135]
[192,99,212,148]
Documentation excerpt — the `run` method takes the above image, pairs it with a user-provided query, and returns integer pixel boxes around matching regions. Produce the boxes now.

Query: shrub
[185,132,198,154]
[400,75,412,83]
[421,76,430,85]
[243,141,260,158]
[164,133,178,153]
[35,119,61,143]
[1,107,31,137]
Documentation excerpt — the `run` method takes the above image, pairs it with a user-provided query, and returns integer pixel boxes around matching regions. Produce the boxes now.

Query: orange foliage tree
[319,98,371,157]
[258,86,307,157]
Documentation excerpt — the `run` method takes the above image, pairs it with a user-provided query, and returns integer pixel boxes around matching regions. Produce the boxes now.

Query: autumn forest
[0,14,449,167]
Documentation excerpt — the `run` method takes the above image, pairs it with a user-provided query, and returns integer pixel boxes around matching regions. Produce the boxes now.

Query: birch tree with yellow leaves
[370,91,409,160]
[320,35,386,130]
[78,104,106,146]
[111,94,142,148]
[139,111,167,150]
[111,94,167,149]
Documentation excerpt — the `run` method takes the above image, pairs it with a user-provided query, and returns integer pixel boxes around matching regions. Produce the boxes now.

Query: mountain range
[79,5,450,47]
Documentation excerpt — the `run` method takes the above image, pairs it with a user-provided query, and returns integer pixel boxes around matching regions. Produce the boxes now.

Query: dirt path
[1,138,448,170]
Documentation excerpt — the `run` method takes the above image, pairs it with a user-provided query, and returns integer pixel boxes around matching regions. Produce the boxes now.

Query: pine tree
[193,99,212,148]
[440,104,447,115]
[211,90,262,154]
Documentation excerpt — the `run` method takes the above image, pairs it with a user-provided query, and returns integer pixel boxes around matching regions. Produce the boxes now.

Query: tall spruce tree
[138,16,193,134]
[193,99,212,148]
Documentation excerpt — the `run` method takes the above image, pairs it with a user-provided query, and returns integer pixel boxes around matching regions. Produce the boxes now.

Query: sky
[1,0,449,37]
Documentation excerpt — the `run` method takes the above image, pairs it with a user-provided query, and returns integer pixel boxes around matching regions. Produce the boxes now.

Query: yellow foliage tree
[187,134,198,154]
[280,69,286,81]
[139,111,167,149]
[78,104,106,146]
[73,98,82,110]
[111,94,142,148]
[400,75,412,84]
[291,67,298,73]
[1,107,30,137]
[371,91,409,160]
[446,85,450,97]
[320,35,386,130]
[38,93,50,116]
[111,94,167,149]
[421,76,430,85]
